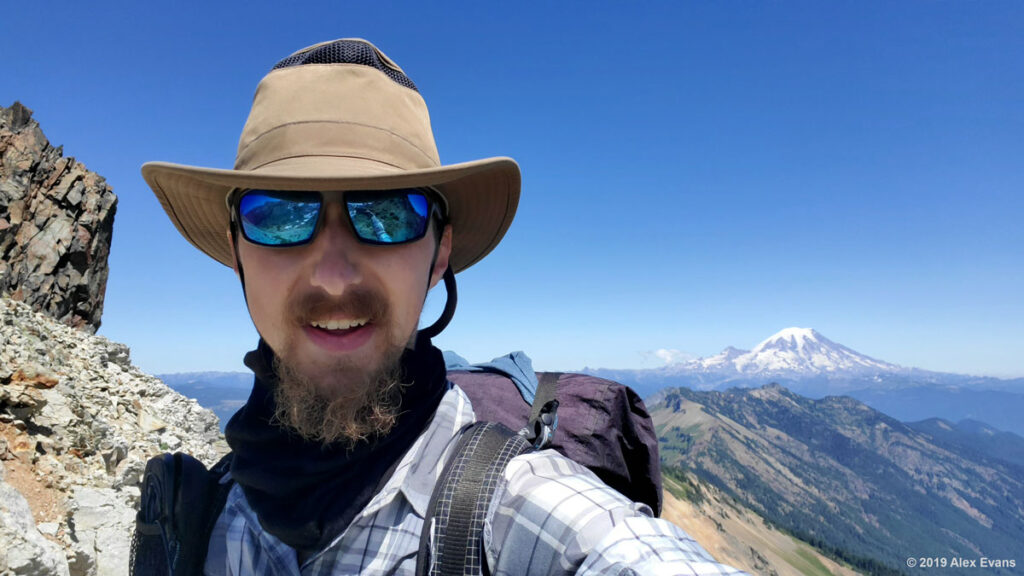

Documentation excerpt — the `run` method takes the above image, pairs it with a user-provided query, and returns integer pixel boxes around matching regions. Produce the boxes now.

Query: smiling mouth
[310,318,369,331]
[304,317,375,352]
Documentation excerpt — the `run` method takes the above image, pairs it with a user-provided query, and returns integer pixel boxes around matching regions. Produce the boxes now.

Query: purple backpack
[449,370,663,514]
[415,370,663,575]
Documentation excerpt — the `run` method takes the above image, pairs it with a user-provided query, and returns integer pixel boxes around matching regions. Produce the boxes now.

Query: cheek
[238,246,295,344]
[392,269,426,316]
[385,251,434,332]
[246,278,277,332]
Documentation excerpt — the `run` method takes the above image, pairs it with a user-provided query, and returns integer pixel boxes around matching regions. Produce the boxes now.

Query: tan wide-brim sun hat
[142,38,520,274]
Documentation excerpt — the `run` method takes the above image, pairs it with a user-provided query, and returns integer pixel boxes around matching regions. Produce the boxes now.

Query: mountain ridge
[651,383,1024,575]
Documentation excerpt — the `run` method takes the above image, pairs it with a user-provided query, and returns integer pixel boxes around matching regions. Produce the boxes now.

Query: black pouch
[130,452,232,576]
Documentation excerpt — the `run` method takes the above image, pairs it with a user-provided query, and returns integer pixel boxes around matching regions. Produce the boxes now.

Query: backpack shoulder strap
[416,422,532,576]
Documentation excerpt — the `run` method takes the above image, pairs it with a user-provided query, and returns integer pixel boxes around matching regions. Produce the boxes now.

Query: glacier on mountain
[656,327,900,379]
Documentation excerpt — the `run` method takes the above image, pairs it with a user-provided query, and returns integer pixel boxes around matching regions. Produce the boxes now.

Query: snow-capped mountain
[685,327,900,376]
[586,327,1023,397]
[584,327,1024,437]
[639,327,906,390]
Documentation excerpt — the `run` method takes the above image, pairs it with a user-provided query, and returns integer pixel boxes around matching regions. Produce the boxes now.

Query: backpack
[449,370,662,513]
[130,368,661,575]
[415,370,661,575]
[129,452,233,575]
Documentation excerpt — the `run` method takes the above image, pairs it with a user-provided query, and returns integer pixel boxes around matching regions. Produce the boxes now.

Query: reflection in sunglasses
[238,190,433,246]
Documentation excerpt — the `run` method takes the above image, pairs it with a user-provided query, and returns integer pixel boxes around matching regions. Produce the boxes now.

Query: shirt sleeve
[484,450,749,576]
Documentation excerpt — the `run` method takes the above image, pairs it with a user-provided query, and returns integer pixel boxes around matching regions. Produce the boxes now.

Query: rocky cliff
[0,102,116,333]
[0,297,228,575]
[0,102,228,575]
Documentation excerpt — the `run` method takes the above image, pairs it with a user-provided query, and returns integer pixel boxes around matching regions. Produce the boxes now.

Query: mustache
[289,286,389,325]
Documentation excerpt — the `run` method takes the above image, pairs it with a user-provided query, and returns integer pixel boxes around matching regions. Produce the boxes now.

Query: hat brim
[141,156,520,274]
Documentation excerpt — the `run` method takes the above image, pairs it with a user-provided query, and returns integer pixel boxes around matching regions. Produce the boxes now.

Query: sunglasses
[233,188,445,247]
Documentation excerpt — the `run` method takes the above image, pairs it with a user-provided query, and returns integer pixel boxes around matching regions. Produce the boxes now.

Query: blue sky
[3,2,1022,377]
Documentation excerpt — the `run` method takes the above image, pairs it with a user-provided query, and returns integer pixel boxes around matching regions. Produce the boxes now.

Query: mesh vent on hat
[273,39,418,92]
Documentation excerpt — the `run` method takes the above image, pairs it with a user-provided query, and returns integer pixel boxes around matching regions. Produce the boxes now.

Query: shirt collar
[360,382,476,518]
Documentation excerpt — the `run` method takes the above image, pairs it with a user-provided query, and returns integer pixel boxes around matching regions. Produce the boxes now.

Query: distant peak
[770,327,820,340]
[753,327,826,352]
[749,381,798,400]
[718,346,749,358]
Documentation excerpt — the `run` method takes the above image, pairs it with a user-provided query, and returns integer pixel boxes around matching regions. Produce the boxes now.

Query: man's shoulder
[487,449,749,576]
[498,448,649,525]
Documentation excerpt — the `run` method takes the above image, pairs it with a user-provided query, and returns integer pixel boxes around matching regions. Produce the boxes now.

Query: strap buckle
[522,399,559,450]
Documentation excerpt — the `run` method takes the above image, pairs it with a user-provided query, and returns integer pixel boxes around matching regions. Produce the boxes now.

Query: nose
[308,203,363,295]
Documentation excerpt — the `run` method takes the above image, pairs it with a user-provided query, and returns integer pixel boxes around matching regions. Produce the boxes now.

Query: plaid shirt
[205,385,748,576]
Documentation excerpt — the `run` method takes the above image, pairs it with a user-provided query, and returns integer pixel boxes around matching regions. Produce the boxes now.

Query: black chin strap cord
[419,267,457,339]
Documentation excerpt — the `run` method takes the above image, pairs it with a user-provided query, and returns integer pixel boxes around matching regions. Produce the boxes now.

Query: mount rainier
[586,327,1024,437]
[663,327,898,378]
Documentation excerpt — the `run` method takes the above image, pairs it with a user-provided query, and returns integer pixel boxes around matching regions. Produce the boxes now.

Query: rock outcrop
[0,102,117,334]
[0,297,228,575]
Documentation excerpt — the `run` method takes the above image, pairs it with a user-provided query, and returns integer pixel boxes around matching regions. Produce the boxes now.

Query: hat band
[235,121,441,172]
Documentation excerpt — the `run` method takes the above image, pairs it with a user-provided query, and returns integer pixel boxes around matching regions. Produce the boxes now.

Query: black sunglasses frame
[230,188,447,248]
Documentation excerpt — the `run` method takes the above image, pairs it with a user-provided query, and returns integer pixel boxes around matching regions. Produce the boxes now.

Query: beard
[270,285,411,448]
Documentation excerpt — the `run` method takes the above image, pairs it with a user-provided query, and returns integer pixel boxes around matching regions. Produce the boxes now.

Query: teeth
[311,318,368,331]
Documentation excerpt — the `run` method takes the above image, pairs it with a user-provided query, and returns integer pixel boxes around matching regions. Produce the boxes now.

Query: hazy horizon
[152,325,1024,383]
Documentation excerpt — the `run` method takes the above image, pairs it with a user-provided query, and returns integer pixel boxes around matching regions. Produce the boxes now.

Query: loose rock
[0,297,229,575]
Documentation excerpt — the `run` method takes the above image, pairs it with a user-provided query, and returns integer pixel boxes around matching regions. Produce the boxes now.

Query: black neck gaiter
[224,334,447,554]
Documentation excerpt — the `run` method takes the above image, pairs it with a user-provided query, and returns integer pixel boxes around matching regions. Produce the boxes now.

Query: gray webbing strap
[526,372,561,449]
[416,422,531,576]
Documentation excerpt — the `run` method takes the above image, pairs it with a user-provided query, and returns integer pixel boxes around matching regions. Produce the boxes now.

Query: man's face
[232,198,451,443]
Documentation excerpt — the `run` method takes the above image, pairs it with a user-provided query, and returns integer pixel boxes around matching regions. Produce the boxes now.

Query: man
[143,38,745,575]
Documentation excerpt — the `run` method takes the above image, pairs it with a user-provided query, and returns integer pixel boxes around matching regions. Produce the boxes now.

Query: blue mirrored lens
[238,191,320,246]
[347,192,430,244]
